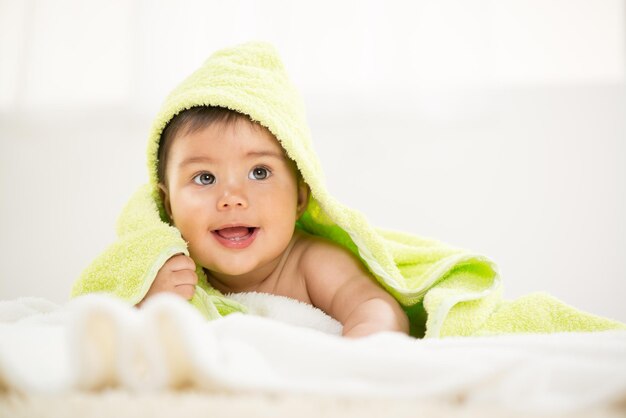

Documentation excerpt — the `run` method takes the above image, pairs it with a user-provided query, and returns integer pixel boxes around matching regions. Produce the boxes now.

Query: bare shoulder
[293,230,409,335]
[295,230,368,280]
[294,230,381,315]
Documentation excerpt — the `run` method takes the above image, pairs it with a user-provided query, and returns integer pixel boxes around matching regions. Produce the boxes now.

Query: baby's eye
[193,172,216,185]
[249,167,271,180]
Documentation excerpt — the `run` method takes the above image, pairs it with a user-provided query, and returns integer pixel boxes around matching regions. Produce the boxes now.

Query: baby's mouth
[213,226,258,242]
[211,226,259,249]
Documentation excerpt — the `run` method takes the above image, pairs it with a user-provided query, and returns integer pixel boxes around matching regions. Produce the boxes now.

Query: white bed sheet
[0,294,625,417]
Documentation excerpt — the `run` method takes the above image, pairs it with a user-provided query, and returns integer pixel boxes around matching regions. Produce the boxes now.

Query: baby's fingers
[173,269,198,286]
[171,269,198,300]
[174,283,196,300]
[167,254,196,272]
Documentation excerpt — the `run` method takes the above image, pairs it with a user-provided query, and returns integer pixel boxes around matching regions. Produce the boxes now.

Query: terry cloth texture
[70,41,625,337]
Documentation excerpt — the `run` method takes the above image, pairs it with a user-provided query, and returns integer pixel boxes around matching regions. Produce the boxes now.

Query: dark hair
[157,106,303,187]
[157,106,248,185]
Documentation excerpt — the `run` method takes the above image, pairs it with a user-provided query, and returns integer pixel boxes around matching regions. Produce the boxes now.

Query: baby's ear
[158,183,174,221]
[296,179,310,218]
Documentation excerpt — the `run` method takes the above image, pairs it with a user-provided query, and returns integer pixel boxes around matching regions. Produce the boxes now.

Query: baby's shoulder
[293,229,365,278]
[291,230,374,311]
[294,229,349,255]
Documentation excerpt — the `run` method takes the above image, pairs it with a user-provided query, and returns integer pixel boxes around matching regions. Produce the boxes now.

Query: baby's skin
[140,116,409,338]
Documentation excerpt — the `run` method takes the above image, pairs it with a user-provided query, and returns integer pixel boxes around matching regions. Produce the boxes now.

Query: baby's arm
[301,238,409,338]
[136,254,198,307]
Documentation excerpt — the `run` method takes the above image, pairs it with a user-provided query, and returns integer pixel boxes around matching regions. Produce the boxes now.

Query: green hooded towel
[71,41,624,338]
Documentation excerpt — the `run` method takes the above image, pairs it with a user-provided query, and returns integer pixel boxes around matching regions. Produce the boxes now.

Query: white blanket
[1,293,625,416]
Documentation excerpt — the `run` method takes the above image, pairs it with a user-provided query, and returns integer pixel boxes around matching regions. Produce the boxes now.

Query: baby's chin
[205,266,254,278]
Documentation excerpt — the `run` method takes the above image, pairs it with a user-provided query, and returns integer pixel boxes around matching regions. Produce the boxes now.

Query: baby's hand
[137,254,198,306]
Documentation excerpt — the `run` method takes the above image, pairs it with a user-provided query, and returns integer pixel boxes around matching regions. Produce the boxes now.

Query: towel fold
[70,41,625,337]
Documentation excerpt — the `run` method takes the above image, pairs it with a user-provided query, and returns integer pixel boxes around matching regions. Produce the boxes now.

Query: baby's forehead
[170,117,292,163]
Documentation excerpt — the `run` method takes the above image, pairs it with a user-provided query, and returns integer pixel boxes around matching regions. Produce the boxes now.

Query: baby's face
[161,119,308,283]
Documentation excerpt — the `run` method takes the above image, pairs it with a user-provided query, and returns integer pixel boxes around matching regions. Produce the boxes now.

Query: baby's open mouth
[211,226,259,249]
[213,226,258,242]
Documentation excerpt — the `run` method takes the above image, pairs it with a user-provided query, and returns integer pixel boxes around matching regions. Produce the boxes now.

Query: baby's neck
[205,264,276,294]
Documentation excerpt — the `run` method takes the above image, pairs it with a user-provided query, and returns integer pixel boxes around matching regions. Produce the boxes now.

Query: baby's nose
[217,185,248,210]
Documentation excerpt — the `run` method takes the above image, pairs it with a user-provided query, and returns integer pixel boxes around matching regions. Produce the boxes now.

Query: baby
[72,43,626,338]
[141,106,409,338]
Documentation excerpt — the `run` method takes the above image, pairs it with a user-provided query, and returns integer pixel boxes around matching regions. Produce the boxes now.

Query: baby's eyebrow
[245,150,285,160]
[178,156,214,167]
[178,150,285,168]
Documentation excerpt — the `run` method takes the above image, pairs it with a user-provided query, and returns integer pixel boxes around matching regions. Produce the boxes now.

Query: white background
[1,0,624,322]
